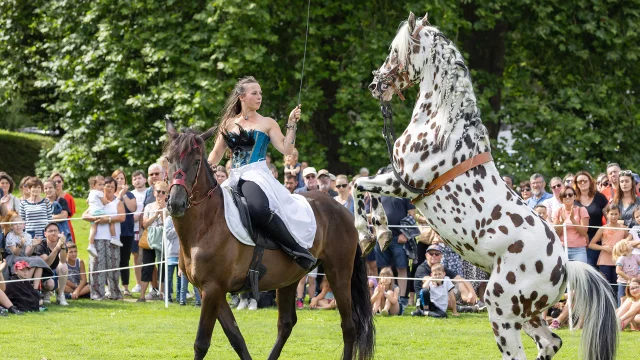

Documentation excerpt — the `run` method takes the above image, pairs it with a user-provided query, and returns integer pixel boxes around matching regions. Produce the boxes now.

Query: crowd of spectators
[1,158,640,331]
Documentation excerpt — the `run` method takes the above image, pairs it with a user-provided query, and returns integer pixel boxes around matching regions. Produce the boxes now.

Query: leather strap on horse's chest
[411,152,493,205]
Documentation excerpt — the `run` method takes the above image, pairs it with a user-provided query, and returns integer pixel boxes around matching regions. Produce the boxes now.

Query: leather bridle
[169,138,214,208]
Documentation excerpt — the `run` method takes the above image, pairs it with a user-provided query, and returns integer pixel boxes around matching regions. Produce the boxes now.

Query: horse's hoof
[377,230,393,251]
[359,236,376,256]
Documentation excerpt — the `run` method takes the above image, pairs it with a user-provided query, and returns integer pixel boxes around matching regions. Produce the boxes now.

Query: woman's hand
[0,259,6,272]
[32,236,43,247]
[71,291,79,300]
[288,105,301,123]
[568,209,579,225]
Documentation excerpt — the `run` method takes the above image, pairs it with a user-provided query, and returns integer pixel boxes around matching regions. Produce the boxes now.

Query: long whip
[291,0,311,144]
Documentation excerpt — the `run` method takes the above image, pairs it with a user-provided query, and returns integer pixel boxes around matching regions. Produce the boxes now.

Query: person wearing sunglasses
[595,173,610,193]
[553,187,590,263]
[333,174,354,215]
[0,172,21,212]
[541,177,564,222]
[563,173,575,188]
[138,181,169,302]
[81,177,126,301]
[611,170,640,228]
[519,181,532,201]
[574,170,609,268]
[49,172,77,243]
[294,167,320,194]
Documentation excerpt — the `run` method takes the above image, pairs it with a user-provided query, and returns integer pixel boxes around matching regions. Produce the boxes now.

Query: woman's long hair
[574,170,596,198]
[612,172,637,206]
[218,76,259,136]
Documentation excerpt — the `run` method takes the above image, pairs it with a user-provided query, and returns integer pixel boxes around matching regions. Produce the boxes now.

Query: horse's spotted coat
[354,13,569,360]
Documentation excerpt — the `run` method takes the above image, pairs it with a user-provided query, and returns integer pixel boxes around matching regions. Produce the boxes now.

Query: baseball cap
[14,261,30,271]
[328,173,336,181]
[426,244,443,253]
[302,167,317,178]
[317,169,330,178]
[633,173,640,183]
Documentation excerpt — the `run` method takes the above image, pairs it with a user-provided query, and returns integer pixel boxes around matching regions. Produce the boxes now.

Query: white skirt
[221,161,317,249]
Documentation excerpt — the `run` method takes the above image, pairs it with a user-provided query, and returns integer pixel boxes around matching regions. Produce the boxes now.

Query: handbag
[138,228,151,250]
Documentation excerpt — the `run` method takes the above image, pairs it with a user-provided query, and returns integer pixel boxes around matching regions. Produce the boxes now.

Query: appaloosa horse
[163,120,374,360]
[353,12,618,360]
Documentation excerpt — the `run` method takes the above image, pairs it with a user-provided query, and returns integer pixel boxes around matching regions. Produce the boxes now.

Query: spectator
[333,174,354,214]
[534,204,548,219]
[626,208,640,254]
[0,172,21,211]
[268,163,278,179]
[613,240,640,304]
[413,245,478,315]
[138,181,169,302]
[519,181,532,201]
[63,242,90,299]
[617,278,640,330]
[85,175,120,258]
[49,172,77,243]
[215,165,228,184]
[317,169,338,197]
[359,167,370,177]
[374,195,415,307]
[82,177,125,301]
[574,170,609,268]
[18,176,31,201]
[294,167,319,193]
[296,272,317,309]
[601,162,621,201]
[553,186,589,263]
[370,267,401,316]
[1,260,30,314]
[310,278,337,310]
[179,268,201,307]
[526,173,552,209]
[563,173,574,188]
[588,204,627,302]
[164,215,181,302]
[284,148,304,189]
[329,173,337,192]
[34,222,69,305]
[502,175,514,190]
[130,170,148,293]
[113,169,137,296]
[284,174,299,194]
[140,163,164,296]
[19,177,53,239]
[431,235,462,276]
[612,170,640,227]
[43,180,72,241]
[596,173,609,193]
[542,177,564,222]
[300,161,308,173]
[411,263,453,318]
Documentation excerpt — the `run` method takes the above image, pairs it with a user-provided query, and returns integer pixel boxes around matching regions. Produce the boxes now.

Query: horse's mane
[164,128,207,162]
[390,21,412,67]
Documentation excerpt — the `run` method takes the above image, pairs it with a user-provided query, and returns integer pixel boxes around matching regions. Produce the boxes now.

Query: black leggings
[119,235,134,286]
[238,179,272,227]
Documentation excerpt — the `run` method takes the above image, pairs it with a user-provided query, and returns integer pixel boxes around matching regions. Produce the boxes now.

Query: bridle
[169,138,215,208]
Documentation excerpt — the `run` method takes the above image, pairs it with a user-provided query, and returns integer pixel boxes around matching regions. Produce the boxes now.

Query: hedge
[0,129,56,185]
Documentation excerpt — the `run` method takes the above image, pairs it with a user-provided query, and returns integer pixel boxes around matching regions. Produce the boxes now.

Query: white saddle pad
[221,186,255,246]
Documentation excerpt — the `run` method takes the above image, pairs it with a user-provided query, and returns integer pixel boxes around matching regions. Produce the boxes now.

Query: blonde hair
[612,240,631,262]
[218,76,259,136]
[154,181,169,192]
[431,263,445,273]
[88,175,104,188]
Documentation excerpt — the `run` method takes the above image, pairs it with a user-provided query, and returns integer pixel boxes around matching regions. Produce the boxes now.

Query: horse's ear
[408,12,416,33]
[422,12,430,26]
[201,126,217,142]
[165,117,178,139]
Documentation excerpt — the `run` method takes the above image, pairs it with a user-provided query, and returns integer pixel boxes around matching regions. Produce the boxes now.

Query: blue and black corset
[222,126,271,169]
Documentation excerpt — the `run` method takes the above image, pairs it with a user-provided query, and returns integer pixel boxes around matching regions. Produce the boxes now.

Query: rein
[169,138,215,208]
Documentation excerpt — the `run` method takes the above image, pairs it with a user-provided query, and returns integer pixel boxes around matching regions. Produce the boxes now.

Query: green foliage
[0,129,55,183]
[1,0,639,189]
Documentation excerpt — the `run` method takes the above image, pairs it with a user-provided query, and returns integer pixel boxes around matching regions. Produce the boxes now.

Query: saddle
[229,186,279,301]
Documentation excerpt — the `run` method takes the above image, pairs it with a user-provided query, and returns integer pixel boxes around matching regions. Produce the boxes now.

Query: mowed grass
[2,197,639,359]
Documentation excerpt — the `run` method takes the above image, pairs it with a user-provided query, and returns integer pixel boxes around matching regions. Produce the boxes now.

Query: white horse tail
[566,261,619,360]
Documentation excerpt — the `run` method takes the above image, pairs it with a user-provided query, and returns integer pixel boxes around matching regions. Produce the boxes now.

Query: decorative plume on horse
[353,12,618,360]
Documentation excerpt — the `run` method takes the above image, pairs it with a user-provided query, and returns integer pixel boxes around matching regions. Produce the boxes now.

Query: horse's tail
[350,245,375,360]
[566,261,618,360]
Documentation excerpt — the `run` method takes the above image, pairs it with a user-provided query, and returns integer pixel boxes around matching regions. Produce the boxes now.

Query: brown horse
[163,120,375,360]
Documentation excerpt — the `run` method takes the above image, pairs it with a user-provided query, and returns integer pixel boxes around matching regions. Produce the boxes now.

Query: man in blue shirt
[526,173,552,209]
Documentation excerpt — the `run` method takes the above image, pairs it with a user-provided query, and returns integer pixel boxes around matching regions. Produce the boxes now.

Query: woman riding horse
[207,76,316,270]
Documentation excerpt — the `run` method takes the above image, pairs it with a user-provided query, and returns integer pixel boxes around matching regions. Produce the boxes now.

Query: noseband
[169,138,214,208]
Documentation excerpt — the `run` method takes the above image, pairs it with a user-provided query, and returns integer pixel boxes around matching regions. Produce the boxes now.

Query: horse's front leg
[354,172,408,252]
[194,284,225,360]
[218,300,252,359]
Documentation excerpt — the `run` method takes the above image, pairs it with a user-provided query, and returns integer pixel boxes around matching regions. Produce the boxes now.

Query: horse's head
[164,119,217,217]
[369,12,433,101]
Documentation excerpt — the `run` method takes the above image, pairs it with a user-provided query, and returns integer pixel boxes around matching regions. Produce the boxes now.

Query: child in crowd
[283,149,303,189]
[367,276,378,298]
[370,267,401,316]
[64,242,90,299]
[625,207,640,254]
[589,205,628,299]
[617,278,640,330]
[164,214,181,302]
[310,278,337,310]
[534,204,548,220]
[86,175,122,257]
[4,261,43,312]
[613,240,640,303]
[3,212,45,291]
[411,263,454,318]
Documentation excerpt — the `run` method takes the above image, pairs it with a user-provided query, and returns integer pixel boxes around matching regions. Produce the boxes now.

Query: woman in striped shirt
[18,177,52,239]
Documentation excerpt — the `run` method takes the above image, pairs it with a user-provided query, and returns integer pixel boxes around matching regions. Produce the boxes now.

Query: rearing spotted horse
[353,12,618,360]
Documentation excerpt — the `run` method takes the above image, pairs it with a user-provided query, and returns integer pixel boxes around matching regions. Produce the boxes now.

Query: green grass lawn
[3,198,639,359]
